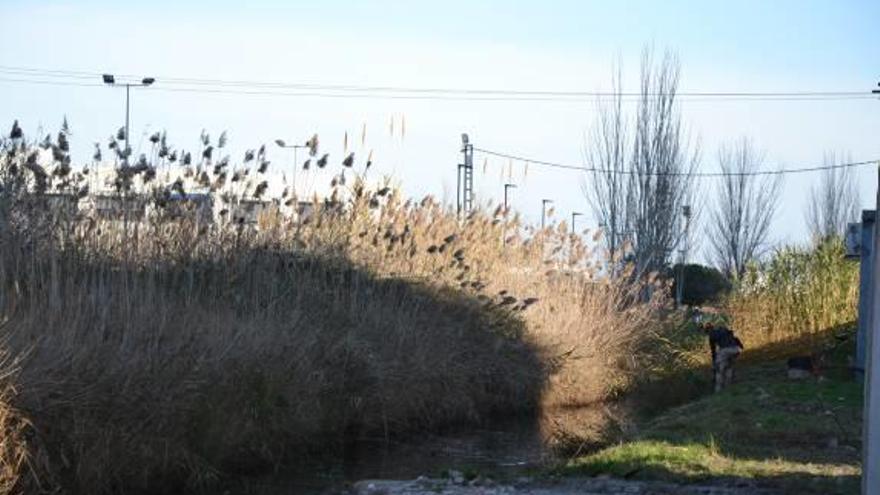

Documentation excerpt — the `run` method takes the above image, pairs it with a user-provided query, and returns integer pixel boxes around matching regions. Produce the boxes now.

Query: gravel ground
[342,473,775,495]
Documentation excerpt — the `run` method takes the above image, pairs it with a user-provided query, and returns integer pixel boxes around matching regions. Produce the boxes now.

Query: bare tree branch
[583,61,628,264]
[805,151,860,242]
[628,48,699,277]
[708,138,781,277]
[584,48,698,278]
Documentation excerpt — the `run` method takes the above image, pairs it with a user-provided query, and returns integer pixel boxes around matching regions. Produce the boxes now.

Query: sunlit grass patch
[565,359,863,494]
[570,440,859,493]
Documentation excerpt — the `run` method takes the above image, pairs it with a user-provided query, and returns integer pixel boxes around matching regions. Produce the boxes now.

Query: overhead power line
[0,76,666,102]
[0,75,871,103]
[0,65,875,102]
[473,147,879,178]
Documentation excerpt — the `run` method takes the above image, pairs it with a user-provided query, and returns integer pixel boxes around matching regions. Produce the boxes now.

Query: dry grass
[0,386,30,494]
[0,126,665,493]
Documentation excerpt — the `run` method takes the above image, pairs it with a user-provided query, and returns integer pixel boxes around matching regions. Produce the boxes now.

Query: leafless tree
[585,48,699,277]
[583,62,628,263]
[708,138,781,278]
[627,49,699,276]
[805,152,860,242]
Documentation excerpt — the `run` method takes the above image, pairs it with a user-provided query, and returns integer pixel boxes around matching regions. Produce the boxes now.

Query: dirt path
[343,475,774,495]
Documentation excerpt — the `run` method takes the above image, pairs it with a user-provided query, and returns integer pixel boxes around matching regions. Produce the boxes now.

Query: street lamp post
[500,183,517,247]
[503,183,516,213]
[102,74,155,155]
[275,139,308,191]
[571,212,583,235]
[676,205,692,307]
[541,199,553,229]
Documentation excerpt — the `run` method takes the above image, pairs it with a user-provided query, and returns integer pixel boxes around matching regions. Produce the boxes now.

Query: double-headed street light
[102,74,155,155]
[275,139,309,188]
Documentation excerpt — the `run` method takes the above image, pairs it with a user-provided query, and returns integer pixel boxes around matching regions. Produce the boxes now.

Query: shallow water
[239,417,555,494]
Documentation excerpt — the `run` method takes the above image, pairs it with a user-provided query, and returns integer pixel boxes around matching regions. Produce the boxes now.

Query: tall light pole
[275,139,308,191]
[541,199,553,229]
[571,212,583,235]
[458,133,475,216]
[676,205,692,307]
[102,74,155,155]
[503,183,516,213]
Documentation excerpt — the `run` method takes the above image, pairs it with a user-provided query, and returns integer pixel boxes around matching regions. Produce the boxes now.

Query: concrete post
[857,211,876,382]
[863,168,880,495]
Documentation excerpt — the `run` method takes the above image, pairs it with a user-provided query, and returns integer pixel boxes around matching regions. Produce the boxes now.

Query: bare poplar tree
[805,152,860,242]
[708,138,781,277]
[627,49,699,276]
[585,48,698,277]
[583,63,628,262]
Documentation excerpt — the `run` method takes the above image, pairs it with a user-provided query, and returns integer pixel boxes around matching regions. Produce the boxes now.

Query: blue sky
[2,0,880,254]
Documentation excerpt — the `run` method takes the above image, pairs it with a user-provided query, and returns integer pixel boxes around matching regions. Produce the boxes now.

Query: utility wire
[3,65,876,175]
[473,147,879,178]
[0,77,104,88]
[0,76,656,102]
[0,75,872,103]
[0,65,875,101]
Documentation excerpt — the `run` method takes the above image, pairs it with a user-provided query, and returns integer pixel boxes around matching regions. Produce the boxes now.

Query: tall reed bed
[0,125,663,493]
[726,239,859,356]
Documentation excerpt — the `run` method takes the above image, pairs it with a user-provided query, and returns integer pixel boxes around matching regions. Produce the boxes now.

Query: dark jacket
[707,326,743,365]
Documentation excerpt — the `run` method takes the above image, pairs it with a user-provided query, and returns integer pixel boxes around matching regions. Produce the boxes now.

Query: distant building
[22,163,389,227]
[147,192,214,224]
[230,198,283,225]
[29,192,80,217]
[293,200,316,222]
[82,194,147,221]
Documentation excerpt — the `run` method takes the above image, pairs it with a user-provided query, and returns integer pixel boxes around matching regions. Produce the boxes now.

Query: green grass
[565,360,863,494]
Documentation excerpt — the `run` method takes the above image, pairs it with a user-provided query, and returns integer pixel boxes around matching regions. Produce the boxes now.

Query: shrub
[669,263,732,306]
[726,238,858,357]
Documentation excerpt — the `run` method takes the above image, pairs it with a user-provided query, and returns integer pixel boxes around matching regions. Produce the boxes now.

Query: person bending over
[692,310,744,392]
[703,321,743,392]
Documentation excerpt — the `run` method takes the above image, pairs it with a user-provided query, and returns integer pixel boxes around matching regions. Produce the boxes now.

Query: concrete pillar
[857,210,876,382]
[863,170,880,495]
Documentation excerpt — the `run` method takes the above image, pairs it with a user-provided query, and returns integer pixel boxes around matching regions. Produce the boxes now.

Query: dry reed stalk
[0,126,664,492]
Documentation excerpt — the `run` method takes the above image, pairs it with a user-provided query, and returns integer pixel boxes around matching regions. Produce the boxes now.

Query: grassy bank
[0,126,663,493]
[565,344,863,494]
[624,239,861,420]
